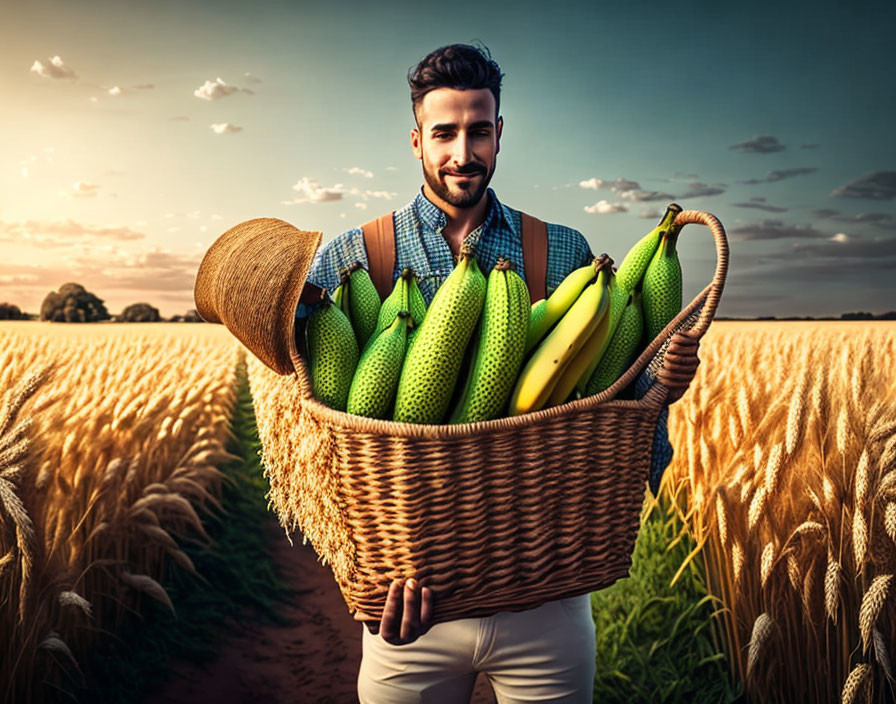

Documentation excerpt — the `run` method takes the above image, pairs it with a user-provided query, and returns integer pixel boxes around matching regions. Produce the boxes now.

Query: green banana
[584,288,645,396]
[524,258,601,354]
[376,268,412,337]
[508,261,611,416]
[450,258,530,423]
[642,225,683,343]
[347,263,382,350]
[305,290,359,411]
[393,244,486,424]
[347,310,411,419]
[407,271,428,329]
[614,204,681,295]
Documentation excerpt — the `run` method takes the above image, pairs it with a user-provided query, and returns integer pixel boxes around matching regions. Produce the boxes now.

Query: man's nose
[451,133,474,166]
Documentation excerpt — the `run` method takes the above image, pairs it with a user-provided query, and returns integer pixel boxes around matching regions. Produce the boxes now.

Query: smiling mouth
[446,172,480,179]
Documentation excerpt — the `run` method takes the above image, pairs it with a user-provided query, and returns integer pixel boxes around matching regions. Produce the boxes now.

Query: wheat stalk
[859,573,893,654]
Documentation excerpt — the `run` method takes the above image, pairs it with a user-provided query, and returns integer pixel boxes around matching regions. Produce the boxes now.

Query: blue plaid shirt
[296,186,674,495]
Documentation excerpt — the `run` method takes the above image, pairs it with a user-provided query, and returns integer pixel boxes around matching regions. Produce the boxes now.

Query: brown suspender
[360,210,548,303]
[361,213,396,302]
[519,212,548,305]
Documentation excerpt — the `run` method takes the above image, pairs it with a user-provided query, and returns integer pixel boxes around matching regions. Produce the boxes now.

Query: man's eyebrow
[430,120,494,132]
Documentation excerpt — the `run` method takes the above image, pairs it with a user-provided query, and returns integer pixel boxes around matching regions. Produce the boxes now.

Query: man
[297,43,700,703]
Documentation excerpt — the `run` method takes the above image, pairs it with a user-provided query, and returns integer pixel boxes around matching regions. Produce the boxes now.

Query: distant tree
[117,302,162,322]
[875,311,896,320]
[0,303,29,320]
[841,311,874,320]
[40,283,110,322]
[168,308,204,322]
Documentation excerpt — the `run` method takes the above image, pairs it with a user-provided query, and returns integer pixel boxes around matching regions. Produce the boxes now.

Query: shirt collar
[414,186,514,244]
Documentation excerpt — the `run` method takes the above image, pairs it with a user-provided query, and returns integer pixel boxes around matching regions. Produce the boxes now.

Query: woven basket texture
[219,210,727,625]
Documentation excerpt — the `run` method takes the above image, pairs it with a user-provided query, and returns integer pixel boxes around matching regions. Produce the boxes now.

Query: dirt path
[146,512,497,704]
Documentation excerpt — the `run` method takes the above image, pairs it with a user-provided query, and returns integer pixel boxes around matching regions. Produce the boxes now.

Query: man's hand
[365,577,434,645]
[659,330,701,404]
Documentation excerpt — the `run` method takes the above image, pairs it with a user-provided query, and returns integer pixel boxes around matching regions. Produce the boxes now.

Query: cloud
[193,77,245,101]
[30,56,77,80]
[385,166,399,172]
[345,167,374,178]
[243,72,263,84]
[730,135,785,153]
[354,202,368,210]
[812,209,896,231]
[678,182,725,198]
[134,83,155,90]
[742,167,817,184]
[584,200,628,214]
[639,208,663,219]
[578,177,674,201]
[831,171,896,200]
[210,122,242,134]
[68,181,101,198]
[360,190,396,200]
[107,86,122,97]
[281,177,345,204]
[731,201,788,213]
[0,218,146,245]
[728,219,829,241]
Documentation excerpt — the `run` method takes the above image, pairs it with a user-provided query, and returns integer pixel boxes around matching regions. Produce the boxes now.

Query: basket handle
[600,209,729,409]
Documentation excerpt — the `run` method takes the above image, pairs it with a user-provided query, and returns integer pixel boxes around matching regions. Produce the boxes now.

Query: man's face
[410,87,503,210]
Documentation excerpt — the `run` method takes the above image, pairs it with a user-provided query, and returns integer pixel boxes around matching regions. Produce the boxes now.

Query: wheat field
[0,322,242,703]
[4,319,895,703]
[657,321,896,703]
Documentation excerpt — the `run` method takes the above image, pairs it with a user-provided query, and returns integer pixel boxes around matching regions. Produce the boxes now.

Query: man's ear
[496,115,503,154]
[410,127,422,160]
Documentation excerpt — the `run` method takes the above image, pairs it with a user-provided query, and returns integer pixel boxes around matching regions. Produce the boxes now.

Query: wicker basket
[194,209,729,627]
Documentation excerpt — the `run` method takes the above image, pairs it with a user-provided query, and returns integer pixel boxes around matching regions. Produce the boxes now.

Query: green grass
[54,355,297,704]
[591,491,745,704]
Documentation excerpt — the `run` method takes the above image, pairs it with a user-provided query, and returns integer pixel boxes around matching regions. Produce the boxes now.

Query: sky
[2,0,895,319]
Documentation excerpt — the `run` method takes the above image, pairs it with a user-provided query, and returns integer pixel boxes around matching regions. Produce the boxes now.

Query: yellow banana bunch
[524,257,602,354]
[508,255,612,416]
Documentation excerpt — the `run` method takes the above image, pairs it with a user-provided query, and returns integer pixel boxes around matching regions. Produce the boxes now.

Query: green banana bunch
[614,204,681,295]
[642,224,683,343]
[393,244,487,424]
[508,259,612,416]
[347,310,411,419]
[546,255,614,407]
[341,262,382,350]
[524,257,601,354]
[450,258,530,423]
[376,267,428,338]
[584,287,645,396]
[305,289,360,411]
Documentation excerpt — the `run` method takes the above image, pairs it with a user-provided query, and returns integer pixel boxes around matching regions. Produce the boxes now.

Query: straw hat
[193,217,323,376]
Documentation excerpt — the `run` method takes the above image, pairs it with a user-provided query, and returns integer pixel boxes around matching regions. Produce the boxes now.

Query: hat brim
[194,217,322,375]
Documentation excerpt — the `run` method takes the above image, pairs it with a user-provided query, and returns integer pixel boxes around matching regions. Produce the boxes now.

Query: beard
[422,153,496,209]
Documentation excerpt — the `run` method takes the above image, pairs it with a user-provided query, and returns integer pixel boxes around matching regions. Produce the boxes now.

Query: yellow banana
[508,255,612,416]
[545,260,613,407]
[524,257,601,354]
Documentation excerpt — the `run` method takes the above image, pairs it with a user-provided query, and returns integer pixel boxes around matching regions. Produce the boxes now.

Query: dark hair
[407,43,504,128]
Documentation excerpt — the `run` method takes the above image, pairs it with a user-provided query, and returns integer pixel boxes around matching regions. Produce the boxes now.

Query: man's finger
[401,579,421,642]
[420,586,434,626]
[380,579,404,642]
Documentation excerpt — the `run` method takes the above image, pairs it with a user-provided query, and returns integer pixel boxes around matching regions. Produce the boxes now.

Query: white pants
[357,594,596,703]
